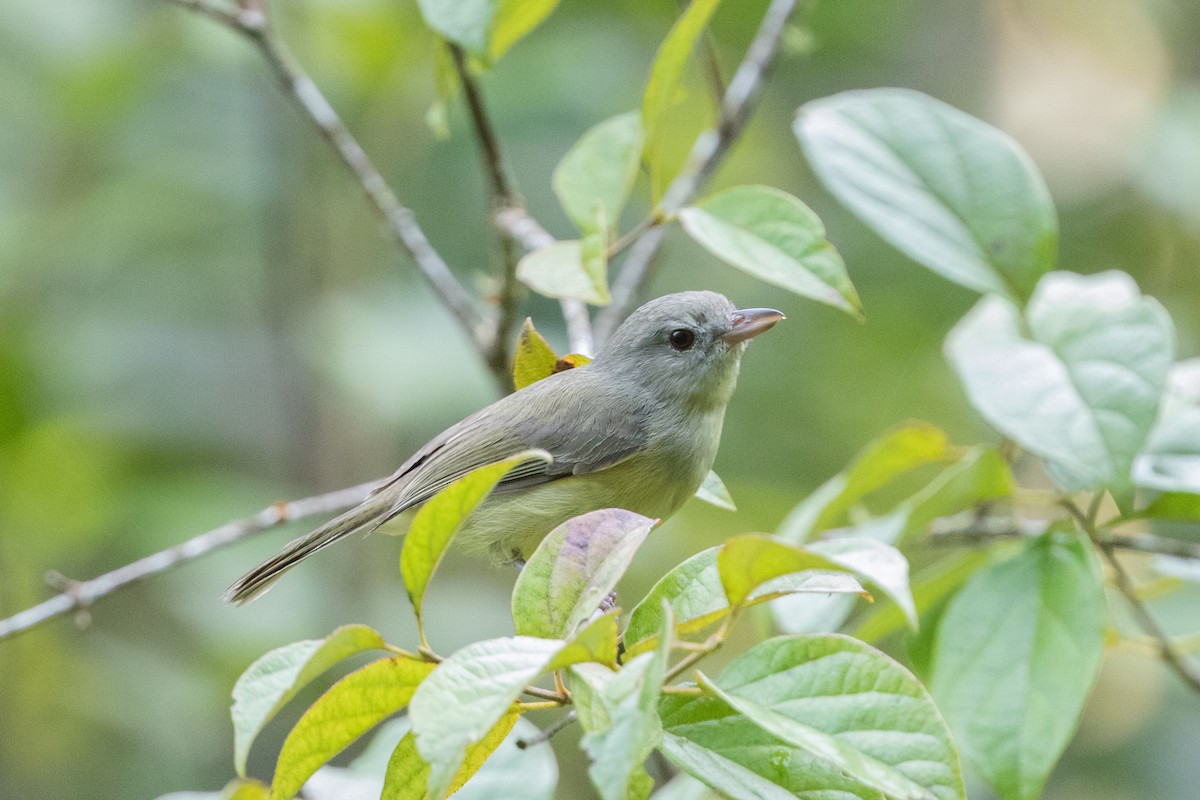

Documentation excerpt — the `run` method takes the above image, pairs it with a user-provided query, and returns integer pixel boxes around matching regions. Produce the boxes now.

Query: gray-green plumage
[227,291,782,603]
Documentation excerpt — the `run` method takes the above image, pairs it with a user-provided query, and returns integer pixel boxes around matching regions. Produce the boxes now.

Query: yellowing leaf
[270,657,436,800]
[513,318,560,391]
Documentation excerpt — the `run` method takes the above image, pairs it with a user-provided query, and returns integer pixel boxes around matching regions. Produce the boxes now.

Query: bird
[226,291,783,603]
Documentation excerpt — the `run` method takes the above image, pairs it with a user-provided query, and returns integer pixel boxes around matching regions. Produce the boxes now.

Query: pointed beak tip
[725,307,786,344]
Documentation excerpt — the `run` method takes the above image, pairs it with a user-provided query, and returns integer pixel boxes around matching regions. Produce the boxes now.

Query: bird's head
[594,291,784,410]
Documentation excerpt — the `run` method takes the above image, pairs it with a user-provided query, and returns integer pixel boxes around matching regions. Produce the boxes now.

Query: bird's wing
[369,370,649,520]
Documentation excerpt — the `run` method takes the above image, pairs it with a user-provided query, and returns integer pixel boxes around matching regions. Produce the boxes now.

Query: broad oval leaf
[352,716,557,800]
[410,614,617,799]
[777,421,952,544]
[512,317,559,391]
[401,450,552,637]
[554,112,644,235]
[516,238,610,305]
[661,634,964,800]
[693,469,736,511]
[807,537,916,629]
[231,624,388,776]
[415,0,561,64]
[642,0,722,199]
[624,546,864,656]
[796,88,1057,300]
[946,270,1173,506]
[929,534,1105,800]
[679,185,861,316]
[579,606,672,800]
[382,713,519,800]
[1133,359,1200,494]
[717,534,862,609]
[772,448,1012,635]
[513,508,658,639]
[270,656,436,800]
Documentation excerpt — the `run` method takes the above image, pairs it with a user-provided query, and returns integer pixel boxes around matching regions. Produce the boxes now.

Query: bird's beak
[724,308,785,344]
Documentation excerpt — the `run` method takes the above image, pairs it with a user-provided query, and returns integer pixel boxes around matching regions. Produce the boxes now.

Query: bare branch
[0,482,377,642]
[165,0,489,352]
[1062,499,1200,695]
[927,514,1200,561]
[447,45,525,383]
[596,0,801,342]
[494,208,595,356]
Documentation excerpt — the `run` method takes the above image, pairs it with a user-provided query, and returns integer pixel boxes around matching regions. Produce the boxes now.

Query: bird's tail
[225,495,394,604]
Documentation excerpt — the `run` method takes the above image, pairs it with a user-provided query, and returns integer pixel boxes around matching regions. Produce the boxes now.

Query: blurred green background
[2,0,1199,797]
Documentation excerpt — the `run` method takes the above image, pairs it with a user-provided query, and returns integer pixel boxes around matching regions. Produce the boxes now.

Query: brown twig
[449,49,598,360]
[0,482,377,641]
[163,0,489,354]
[595,0,802,342]
[927,513,1200,561]
[1065,499,1200,695]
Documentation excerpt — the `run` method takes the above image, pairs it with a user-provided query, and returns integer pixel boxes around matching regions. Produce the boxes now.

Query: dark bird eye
[668,328,696,351]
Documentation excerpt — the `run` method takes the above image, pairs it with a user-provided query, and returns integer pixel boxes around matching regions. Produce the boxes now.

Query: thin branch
[516,710,577,749]
[448,45,526,382]
[165,0,489,353]
[1063,499,1200,695]
[494,208,595,355]
[449,48,598,361]
[596,0,801,342]
[927,514,1200,561]
[0,482,377,642]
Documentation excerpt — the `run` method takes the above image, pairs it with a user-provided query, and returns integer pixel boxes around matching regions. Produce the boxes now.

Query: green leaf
[773,449,1012,635]
[381,713,519,800]
[410,614,617,799]
[516,239,610,305]
[415,0,561,63]
[1138,491,1200,520]
[693,470,736,511]
[851,550,991,645]
[579,606,672,800]
[353,716,558,800]
[642,0,722,199]
[695,674,937,800]
[512,317,560,391]
[678,185,861,316]
[230,625,387,777]
[554,111,644,235]
[624,546,864,656]
[777,421,952,544]
[513,508,658,639]
[946,271,1174,506]
[270,657,436,800]
[661,635,964,800]
[929,534,1106,800]
[717,534,864,609]
[1133,359,1200,494]
[401,451,552,638]
[795,88,1057,300]
[807,537,916,629]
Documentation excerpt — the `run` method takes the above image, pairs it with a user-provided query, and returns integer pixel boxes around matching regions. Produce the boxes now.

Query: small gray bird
[227,291,783,603]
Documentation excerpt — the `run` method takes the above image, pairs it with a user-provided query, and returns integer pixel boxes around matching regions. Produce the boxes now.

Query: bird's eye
[668,328,696,351]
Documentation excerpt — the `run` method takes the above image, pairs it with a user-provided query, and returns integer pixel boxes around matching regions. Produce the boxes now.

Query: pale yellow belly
[454,450,707,562]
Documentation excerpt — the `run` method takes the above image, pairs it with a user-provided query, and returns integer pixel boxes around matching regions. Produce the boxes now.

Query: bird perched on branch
[227,291,783,603]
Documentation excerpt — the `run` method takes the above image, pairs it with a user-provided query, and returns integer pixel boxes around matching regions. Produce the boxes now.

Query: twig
[494,208,595,355]
[0,482,377,641]
[164,0,489,354]
[595,0,802,342]
[927,514,1200,561]
[516,711,577,749]
[1065,499,1200,695]
[449,50,598,360]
